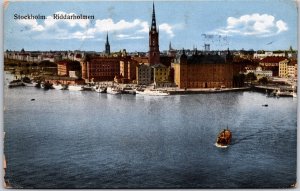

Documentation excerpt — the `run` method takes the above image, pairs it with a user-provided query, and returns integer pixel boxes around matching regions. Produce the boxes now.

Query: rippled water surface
[4,76,297,188]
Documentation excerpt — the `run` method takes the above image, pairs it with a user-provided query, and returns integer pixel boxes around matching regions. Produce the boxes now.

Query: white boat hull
[23,82,37,87]
[136,89,169,96]
[68,85,83,91]
[8,81,24,88]
[95,87,107,93]
[107,87,121,95]
[53,84,63,90]
[215,143,228,148]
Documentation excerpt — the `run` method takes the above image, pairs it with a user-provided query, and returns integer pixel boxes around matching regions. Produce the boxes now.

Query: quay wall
[168,87,251,95]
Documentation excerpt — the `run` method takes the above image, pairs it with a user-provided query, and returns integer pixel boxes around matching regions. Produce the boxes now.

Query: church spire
[149,1,160,65]
[151,1,157,31]
[105,32,110,55]
[106,32,109,44]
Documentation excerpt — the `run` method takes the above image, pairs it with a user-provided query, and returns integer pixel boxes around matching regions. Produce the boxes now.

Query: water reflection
[4,78,297,188]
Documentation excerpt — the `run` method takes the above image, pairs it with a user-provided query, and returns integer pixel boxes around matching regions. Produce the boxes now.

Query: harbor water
[3,77,297,188]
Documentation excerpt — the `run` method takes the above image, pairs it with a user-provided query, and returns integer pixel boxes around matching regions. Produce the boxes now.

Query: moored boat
[82,85,94,91]
[41,81,53,90]
[23,81,38,87]
[95,86,107,93]
[21,77,37,87]
[121,87,136,94]
[136,88,169,96]
[53,84,68,90]
[106,86,121,95]
[276,89,293,97]
[215,128,232,148]
[68,85,83,91]
[8,80,24,88]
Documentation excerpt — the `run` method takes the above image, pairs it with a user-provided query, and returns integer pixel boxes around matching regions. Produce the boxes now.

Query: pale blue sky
[4,0,298,52]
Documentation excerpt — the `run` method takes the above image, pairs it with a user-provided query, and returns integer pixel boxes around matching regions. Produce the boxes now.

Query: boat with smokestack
[215,127,232,148]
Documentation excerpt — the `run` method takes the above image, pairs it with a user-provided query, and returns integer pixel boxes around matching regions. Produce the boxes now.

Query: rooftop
[260,56,286,63]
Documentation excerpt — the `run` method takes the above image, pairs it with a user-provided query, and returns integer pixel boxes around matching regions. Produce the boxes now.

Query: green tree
[245,72,257,82]
[258,77,268,85]
[233,74,245,87]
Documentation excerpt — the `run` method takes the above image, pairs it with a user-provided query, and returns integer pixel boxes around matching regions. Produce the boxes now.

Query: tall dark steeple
[151,2,157,31]
[149,1,160,65]
[105,32,110,55]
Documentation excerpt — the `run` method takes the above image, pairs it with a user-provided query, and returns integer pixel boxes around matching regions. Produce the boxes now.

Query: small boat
[262,104,268,107]
[276,89,293,97]
[53,84,68,90]
[95,86,107,93]
[106,86,121,95]
[68,85,83,91]
[21,77,37,87]
[215,128,232,148]
[136,89,169,96]
[121,87,136,95]
[23,81,38,87]
[8,79,24,88]
[41,81,53,90]
[82,85,94,91]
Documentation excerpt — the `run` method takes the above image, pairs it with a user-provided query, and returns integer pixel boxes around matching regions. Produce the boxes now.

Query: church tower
[105,32,110,55]
[149,2,160,65]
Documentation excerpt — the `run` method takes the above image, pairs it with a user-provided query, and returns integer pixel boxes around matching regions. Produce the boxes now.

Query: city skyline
[4,0,298,52]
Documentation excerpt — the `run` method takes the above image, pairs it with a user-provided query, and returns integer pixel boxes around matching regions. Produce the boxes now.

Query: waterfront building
[132,55,149,64]
[291,60,298,78]
[120,59,138,82]
[44,76,85,85]
[278,59,289,78]
[254,51,286,59]
[173,49,236,89]
[57,61,69,76]
[57,60,82,77]
[259,56,286,77]
[81,55,121,82]
[286,59,297,78]
[152,63,170,87]
[245,66,273,77]
[148,2,160,65]
[136,63,152,85]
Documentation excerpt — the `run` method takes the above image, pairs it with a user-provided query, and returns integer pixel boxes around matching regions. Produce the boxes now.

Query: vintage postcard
[3,0,298,189]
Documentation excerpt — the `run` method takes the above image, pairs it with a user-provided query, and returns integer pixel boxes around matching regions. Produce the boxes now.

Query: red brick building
[81,56,121,82]
[173,50,237,89]
[57,61,69,76]
[57,60,81,77]
[81,55,138,83]
[120,59,138,81]
[259,56,286,76]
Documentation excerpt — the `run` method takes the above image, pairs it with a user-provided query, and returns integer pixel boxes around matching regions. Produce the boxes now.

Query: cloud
[116,34,145,40]
[276,20,288,33]
[17,19,44,31]
[212,14,288,37]
[159,23,174,37]
[93,19,145,32]
[15,11,178,40]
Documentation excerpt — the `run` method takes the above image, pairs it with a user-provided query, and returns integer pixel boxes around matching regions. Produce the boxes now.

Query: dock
[167,87,251,95]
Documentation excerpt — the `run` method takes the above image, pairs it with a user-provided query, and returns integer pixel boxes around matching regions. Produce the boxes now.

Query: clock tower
[149,2,160,65]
